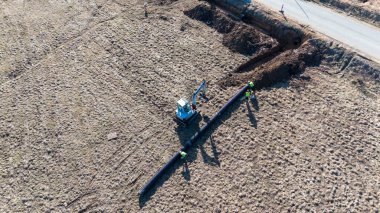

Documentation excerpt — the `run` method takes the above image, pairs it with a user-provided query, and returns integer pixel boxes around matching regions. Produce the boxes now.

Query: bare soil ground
[0,0,379,212]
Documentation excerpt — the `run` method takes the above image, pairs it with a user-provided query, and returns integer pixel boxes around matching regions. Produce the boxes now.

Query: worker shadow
[251,96,260,111]
[246,100,257,129]
[182,161,190,181]
[196,98,244,153]
[175,114,219,167]
[280,12,288,22]
[200,94,209,103]
[187,99,244,168]
[199,134,220,166]
[139,98,244,208]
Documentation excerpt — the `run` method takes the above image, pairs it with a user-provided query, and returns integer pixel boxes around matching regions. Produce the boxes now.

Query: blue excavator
[175,80,207,124]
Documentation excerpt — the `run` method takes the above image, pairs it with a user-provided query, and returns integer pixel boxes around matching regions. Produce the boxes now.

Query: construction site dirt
[0,0,379,212]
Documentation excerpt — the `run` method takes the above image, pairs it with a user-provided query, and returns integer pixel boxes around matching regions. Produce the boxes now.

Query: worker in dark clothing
[144,0,148,17]
[280,4,284,15]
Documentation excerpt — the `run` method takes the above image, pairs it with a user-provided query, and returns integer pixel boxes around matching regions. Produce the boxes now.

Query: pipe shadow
[176,113,220,167]
[139,97,245,208]
[139,159,183,208]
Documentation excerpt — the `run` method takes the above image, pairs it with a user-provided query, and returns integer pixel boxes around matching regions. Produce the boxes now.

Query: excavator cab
[176,98,196,122]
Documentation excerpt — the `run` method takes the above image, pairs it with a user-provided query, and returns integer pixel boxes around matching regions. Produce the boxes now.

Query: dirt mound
[184,4,236,33]
[185,4,279,56]
[241,4,306,48]
[221,41,321,89]
[234,45,283,73]
[222,24,277,56]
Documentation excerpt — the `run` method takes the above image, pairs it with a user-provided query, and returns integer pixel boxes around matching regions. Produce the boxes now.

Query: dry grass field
[0,0,379,212]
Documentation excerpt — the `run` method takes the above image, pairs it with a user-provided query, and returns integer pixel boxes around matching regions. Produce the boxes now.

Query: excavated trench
[184,4,278,56]
[185,3,322,90]
[149,0,178,6]
[222,42,320,89]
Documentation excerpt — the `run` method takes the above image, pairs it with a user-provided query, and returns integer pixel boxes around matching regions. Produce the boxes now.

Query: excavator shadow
[175,114,202,146]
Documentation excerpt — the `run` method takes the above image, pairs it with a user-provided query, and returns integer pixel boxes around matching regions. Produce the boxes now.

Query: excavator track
[173,111,199,126]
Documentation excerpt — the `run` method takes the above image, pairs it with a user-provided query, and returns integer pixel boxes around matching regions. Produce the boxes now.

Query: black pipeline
[139,84,249,196]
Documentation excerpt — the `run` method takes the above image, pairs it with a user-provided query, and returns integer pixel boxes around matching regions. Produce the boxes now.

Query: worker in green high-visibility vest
[245,90,251,100]
[248,81,256,100]
[248,81,254,90]
[180,151,187,159]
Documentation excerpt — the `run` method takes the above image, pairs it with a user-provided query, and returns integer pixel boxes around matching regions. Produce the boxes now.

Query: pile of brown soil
[184,4,236,33]
[222,24,277,56]
[185,4,278,56]
[220,41,321,89]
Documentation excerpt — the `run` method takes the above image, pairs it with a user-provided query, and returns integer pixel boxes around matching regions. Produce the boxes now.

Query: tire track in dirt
[94,25,180,87]
[0,0,124,87]
[87,125,152,183]
[64,125,157,207]
[44,39,171,208]
[65,127,171,210]
[91,30,192,119]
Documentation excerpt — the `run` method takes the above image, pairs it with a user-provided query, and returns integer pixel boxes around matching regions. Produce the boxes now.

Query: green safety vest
[245,91,251,97]
[249,82,254,88]
[180,151,187,159]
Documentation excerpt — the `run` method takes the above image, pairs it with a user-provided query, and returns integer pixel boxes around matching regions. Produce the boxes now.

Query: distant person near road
[280,4,284,14]
[144,0,148,17]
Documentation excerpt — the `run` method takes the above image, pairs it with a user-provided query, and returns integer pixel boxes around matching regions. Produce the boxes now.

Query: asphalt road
[255,0,380,63]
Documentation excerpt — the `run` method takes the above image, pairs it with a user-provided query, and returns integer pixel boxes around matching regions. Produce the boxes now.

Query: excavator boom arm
[192,80,207,107]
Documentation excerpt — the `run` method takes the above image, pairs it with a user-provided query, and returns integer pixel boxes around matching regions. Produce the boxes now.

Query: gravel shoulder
[311,0,380,27]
